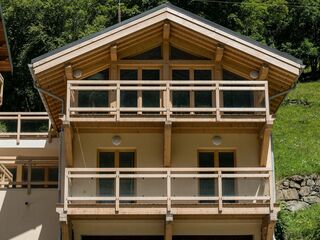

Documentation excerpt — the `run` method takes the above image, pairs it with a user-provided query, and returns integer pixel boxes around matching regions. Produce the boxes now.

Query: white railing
[0,112,51,144]
[66,80,270,122]
[64,167,274,213]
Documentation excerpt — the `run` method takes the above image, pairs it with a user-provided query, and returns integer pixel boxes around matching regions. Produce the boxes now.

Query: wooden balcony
[0,112,53,144]
[60,167,275,217]
[66,80,271,123]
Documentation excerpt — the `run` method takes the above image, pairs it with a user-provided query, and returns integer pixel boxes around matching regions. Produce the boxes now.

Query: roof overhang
[29,3,304,131]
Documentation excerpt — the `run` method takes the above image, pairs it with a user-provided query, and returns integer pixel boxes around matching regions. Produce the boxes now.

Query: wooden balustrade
[0,112,51,144]
[64,167,274,214]
[66,80,271,123]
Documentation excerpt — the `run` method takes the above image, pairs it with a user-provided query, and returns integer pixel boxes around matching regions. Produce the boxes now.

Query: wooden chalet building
[0,3,304,240]
[0,5,12,106]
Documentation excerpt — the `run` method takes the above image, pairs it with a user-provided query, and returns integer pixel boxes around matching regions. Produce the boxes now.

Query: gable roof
[29,3,304,130]
[32,3,303,67]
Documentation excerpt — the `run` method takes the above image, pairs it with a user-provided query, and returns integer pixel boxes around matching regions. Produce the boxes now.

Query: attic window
[124,46,162,60]
[170,46,209,60]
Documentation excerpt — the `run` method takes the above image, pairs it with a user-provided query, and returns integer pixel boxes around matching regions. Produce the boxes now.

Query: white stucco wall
[71,133,266,200]
[0,189,59,240]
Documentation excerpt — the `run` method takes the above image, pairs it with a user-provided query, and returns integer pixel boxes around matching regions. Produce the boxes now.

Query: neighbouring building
[0,3,304,240]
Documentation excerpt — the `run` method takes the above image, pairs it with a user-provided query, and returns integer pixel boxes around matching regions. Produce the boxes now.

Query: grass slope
[273,81,320,180]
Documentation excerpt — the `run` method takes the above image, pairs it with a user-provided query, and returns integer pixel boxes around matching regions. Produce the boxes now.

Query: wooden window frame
[96,148,137,198]
[197,148,237,199]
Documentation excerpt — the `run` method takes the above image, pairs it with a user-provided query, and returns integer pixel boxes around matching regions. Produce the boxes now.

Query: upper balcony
[66,80,271,124]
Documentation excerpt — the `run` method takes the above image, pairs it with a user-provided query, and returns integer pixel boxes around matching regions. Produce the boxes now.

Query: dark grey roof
[31,2,303,66]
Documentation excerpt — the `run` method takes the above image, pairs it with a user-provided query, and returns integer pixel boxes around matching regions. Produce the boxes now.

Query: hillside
[273,81,320,180]
[273,81,320,240]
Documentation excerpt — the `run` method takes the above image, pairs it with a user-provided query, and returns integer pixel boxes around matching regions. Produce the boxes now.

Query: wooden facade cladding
[29,4,303,131]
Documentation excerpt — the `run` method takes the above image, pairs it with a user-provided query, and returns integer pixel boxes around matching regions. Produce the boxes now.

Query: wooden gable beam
[64,64,73,80]
[164,123,172,167]
[163,23,170,41]
[260,124,272,167]
[215,44,224,64]
[214,44,224,79]
[63,122,74,167]
[259,64,269,80]
[110,45,118,62]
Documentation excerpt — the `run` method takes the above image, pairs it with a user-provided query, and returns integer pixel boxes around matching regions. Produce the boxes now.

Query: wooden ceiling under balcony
[0,19,12,73]
[30,4,303,131]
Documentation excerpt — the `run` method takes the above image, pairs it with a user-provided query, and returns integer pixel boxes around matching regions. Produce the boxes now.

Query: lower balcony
[59,167,276,217]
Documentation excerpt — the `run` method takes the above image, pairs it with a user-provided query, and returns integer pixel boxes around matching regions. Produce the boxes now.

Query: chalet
[0,6,12,105]
[0,3,304,240]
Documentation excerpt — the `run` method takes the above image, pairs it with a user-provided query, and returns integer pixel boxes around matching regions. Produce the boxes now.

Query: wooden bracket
[260,124,272,167]
[63,122,74,167]
[261,215,276,240]
[64,64,73,80]
[110,45,118,62]
[163,123,172,167]
[215,44,224,64]
[259,64,269,80]
[163,23,170,41]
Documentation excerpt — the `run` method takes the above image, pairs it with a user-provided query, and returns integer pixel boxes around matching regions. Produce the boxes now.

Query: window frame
[197,148,237,199]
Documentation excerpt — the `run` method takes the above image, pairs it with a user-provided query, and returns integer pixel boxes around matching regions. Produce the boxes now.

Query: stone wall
[277,174,320,212]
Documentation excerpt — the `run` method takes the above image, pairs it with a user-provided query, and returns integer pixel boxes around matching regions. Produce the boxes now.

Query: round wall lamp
[73,69,83,79]
[249,70,259,79]
[212,135,222,146]
[111,135,122,146]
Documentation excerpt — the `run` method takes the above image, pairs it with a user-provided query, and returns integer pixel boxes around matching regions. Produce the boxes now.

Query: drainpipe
[269,66,305,101]
[28,64,65,240]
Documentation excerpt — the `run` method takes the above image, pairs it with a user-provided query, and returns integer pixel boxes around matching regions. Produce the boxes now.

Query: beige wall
[0,189,59,240]
[72,219,262,240]
[72,133,266,200]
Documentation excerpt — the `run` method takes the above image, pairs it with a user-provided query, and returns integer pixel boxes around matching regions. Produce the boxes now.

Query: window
[223,70,253,108]
[124,46,162,60]
[142,69,160,108]
[78,69,109,108]
[23,167,45,188]
[171,69,213,109]
[120,69,138,108]
[198,150,235,202]
[170,46,209,60]
[172,69,190,108]
[98,150,135,200]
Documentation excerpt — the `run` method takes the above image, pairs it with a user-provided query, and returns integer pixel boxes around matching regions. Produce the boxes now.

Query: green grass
[276,204,320,240]
[273,81,320,180]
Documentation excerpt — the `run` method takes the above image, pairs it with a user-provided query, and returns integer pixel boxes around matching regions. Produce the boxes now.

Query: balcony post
[166,82,170,122]
[166,169,171,213]
[218,169,222,212]
[215,82,220,121]
[64,168,69,212]
[116,82,120,120]
[66,83,71,120]
[268,170,274,212]
[264,81,271,122]
[16,113,21,145]
[164,219,173,240]
[115,170,120,212]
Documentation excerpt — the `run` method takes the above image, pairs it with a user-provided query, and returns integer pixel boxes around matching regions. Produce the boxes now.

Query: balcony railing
[63,167,274,215]
[0,112,51,144]
[66,80,270,123]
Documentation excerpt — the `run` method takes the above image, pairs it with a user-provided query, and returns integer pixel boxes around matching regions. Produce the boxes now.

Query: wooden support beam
[64,123,74,167]
[110,45,118,62]
[215,44,224,64]
[163,23,170,41]
[61,221,72,240]
[163,123,172,167]
[164,220,173,240]
[214,44,224,80]
[261,214,276,240]
[259,64,269,80]
[64,65,73,80]
[260,125,272,167]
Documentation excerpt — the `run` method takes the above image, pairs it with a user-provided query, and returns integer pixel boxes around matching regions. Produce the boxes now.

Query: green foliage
[0,122,7,132]
[273,81,320,179]
[275,204,320,240]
